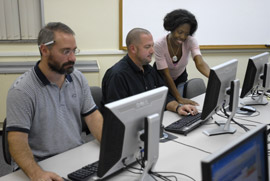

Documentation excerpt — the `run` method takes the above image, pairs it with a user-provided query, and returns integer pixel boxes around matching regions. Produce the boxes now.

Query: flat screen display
[201,124,268,181]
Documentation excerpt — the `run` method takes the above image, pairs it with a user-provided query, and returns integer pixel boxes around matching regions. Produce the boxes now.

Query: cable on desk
[231,118,249,131]
[216,112,250,132]
[265,92,270,100]
[233,116,263,125]
[166,137,211,154]
[217,110,262,125]
[149,174,159,181]
[150,172,177,181]
[123,159,177,181]
[220,105,250,132]
[122,158,143,174]
[221,104,249,132]
[241,87,270,102]
[215,116,257,128]
[250,88,270,101]
[235,123,257,127]
[252,86,263,98]
[150,171,196,181]
[123,152,197,181]
[256,89,270,98]
[123,157,192,181]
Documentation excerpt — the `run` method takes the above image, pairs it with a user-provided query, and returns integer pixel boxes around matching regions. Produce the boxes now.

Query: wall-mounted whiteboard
[119,0,270,50]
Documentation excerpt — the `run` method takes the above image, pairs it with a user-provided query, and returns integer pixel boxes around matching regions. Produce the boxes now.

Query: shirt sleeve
[6,88,33,132]
[79,72,97,116]
[189,37,202,59]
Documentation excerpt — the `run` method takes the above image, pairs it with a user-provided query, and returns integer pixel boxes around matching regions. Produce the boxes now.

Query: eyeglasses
[39,40,80,56]
[61,48,80,56]
[38,40,55,48]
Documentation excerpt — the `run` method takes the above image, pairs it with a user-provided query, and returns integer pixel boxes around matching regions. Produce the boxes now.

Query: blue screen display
[211,131,267,181]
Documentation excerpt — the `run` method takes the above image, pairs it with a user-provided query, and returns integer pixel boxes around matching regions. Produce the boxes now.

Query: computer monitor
[201,59,240,136]
[240,52,270,105]
[201,124,269,181]
[96,86,168,180]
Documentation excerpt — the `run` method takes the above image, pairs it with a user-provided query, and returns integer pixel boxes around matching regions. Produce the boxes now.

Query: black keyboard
[67,161,99,181]
[165,113,202,135]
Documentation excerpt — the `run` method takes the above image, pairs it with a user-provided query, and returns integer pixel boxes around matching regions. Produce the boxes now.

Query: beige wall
[0,0,269,125]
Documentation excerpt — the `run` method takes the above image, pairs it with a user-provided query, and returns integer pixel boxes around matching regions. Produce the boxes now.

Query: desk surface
[1,94,269,181]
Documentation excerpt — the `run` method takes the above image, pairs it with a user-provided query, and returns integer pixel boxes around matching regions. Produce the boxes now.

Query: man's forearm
[86,110,104,142]
[166,100,179,113]
[8,131,44,179]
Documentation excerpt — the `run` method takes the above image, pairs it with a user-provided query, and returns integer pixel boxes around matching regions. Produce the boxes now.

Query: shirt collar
[126,54,151,74]
[34,61,73,86]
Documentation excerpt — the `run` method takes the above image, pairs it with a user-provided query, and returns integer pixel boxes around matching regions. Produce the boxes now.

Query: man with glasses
[6,22,103,181]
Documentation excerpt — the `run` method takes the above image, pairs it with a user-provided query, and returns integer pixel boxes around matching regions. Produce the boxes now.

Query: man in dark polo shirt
[102,28,198,116]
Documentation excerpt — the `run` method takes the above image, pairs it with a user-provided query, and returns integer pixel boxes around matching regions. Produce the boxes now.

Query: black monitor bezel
[240,52,270,98]
[201,59,238,121]
[240,58,257,98]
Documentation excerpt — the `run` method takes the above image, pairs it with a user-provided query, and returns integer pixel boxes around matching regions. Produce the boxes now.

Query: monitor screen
[201,59,239,136]
[201,124,269,181]
[201,59,238,121]
[240,52,270,105]
[97,86,168,180]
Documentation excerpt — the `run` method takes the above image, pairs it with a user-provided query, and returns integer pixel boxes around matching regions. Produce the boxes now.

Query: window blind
[0,0,42,40]
[0,0,7,39]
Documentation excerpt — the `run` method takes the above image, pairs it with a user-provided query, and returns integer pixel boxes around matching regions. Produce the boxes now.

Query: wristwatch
[176,104,183,113]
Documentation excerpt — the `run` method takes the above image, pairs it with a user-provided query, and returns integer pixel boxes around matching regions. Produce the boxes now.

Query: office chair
[81,86,103,134]
[2,118,11,165]
[90,86,102,110]
[183,78,206,99]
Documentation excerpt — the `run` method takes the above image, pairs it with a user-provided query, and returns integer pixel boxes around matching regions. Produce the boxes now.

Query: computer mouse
[240,106,256,113]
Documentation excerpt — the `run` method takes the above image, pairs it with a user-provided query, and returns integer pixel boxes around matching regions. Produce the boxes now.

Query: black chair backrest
[2,118,11,165]
[81,86,103,135]
[90,86,102,110]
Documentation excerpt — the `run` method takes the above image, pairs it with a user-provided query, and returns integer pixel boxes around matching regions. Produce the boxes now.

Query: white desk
[1,94,269,181]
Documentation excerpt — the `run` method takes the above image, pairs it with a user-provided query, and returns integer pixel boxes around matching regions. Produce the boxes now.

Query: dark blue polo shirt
[102,54,174,105]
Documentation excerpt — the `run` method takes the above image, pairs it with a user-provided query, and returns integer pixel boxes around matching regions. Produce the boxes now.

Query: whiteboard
[120,0,270,50]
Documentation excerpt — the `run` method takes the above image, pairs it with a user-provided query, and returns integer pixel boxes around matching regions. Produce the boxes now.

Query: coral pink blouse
[154,35,201,80]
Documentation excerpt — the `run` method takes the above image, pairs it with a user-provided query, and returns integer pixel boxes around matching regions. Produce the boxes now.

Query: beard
[48,54,74,74]
[135,50,152,66]
[138,54,152,66]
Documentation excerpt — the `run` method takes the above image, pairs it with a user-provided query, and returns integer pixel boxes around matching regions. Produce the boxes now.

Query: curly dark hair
[163,9,198,36]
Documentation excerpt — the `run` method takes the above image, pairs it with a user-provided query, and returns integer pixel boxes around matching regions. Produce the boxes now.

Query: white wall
[122,0,270,47]
[0,0,269,125]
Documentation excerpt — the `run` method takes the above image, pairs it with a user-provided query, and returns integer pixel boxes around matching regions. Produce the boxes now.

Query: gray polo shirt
[6,61,97,161]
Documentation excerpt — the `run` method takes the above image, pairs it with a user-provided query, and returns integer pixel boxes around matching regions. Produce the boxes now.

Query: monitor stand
[241,62,270,106]
[159,125,178,143]
[203,80,239,136]
[240,89,268,106]
[140,113,160,181]
[225,106,255,116]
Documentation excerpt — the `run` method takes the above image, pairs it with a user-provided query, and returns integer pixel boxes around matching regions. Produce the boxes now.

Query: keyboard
[165,113,203,135]
[67,161,99,181]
